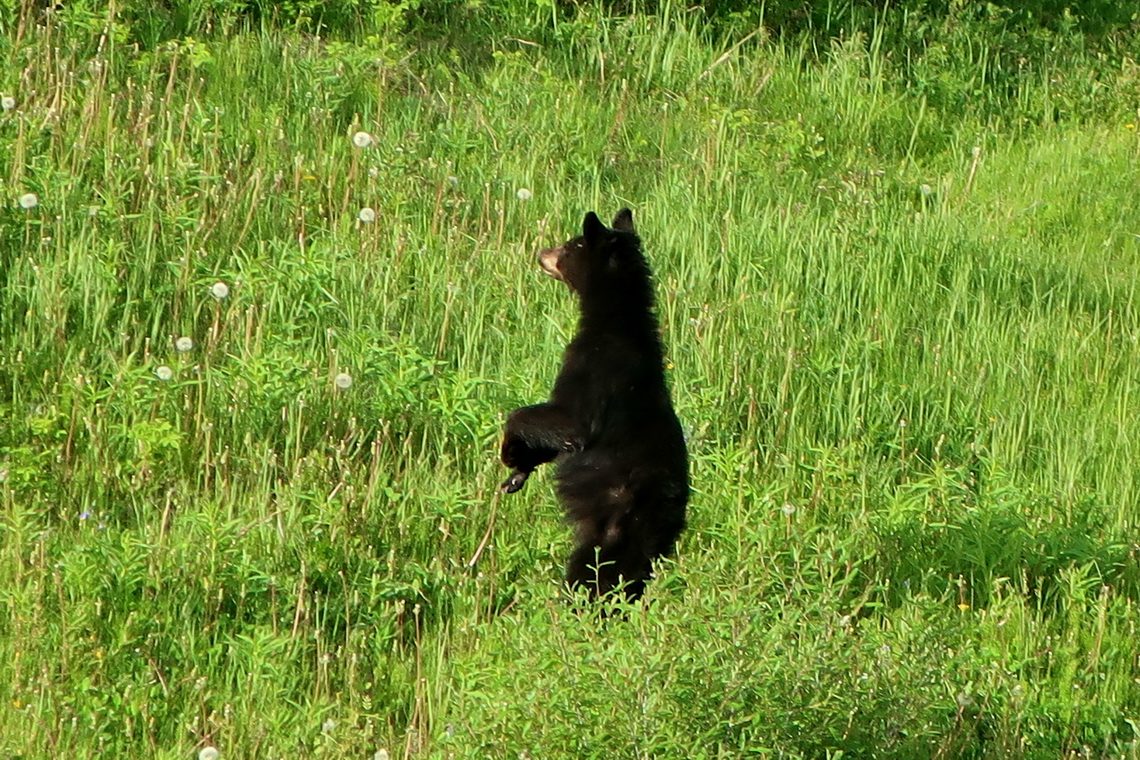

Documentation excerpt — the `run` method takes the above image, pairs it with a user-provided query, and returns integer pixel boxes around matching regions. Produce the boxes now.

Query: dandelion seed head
[18,193,38,209]
[198,747,220,760]
[175,336,194,352]
[1,95,15,111]
[321,718,337,733]
[155,365,174,381]
[781,502,796,516]
[515,187,533,201]
[334,372,353,390]
[358,207,376,223]
[210,281,230,300]
[374,751,391,760]
[352,131,373,148]
[919,184,933,197]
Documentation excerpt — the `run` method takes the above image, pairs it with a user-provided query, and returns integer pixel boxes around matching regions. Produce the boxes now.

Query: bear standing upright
[500,209,689,600]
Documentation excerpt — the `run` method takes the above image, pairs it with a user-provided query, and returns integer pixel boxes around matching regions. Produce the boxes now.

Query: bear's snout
[537,245,565,280]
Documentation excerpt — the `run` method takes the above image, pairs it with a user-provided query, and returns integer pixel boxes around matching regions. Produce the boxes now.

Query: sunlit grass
[1,3,1139,758]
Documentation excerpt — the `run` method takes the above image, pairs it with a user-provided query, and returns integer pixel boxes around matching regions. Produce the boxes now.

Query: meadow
[1,1,1140,757]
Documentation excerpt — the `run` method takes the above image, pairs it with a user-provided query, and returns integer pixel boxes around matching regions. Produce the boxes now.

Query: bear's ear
[612,208,635,233]
[583,211,607,243]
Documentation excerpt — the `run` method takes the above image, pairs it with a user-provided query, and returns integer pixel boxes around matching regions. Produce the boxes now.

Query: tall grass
[1,3,1139,758]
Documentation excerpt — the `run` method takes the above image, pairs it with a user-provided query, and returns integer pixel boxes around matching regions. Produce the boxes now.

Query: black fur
[500,209,689,600]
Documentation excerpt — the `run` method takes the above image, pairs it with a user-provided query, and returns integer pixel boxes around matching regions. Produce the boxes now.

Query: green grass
[2,3,1140,758]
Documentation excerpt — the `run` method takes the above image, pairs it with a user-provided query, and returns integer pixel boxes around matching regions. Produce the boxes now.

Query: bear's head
[537,209,650,305]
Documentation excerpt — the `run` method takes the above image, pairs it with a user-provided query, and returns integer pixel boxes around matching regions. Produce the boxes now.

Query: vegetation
[1,1,1139,757]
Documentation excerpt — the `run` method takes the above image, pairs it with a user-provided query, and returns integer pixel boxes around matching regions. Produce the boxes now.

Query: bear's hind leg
[566,518,652,600]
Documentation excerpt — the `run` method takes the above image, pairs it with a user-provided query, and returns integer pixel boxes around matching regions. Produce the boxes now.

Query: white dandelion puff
[352,131,373,149]
[175,336,194,352]
[198,747,220,760]
[321,718,337,733]
[919,184,933,197]
[334,372,353,390]
[515,187,533,201]
[781,502,796,516]
[18,193,38,209]
[210,281,230,300]
[155,365,174,381]
[358,207,376,223]
[1,95,15,111]
[374,751,391,760]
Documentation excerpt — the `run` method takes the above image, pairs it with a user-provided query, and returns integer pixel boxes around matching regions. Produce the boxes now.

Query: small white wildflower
[971,145,982,159]
[515,187,533,201]
[956,691,974,708]
[1,95,15,111]
[358,207,376,223]
[447,176,458,186]
[175,336,194,352]
[198,746,219,760]
[919,184,933,197]
[321,718,337,733]
[18,193,38,209]
[155,365,174,381]
[210,281,230,300]
[368,167,380,178]
[352,131,373,148]
[781,502,796,516]
[374,751,391,760]
[334,372,353,390]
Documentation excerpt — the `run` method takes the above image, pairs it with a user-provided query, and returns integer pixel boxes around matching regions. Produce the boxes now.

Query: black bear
[500,209,689,600]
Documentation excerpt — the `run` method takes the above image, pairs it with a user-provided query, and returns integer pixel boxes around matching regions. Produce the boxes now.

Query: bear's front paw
[501,469,530,494]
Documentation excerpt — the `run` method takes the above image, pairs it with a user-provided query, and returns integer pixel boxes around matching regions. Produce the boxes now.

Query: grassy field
[2,2,1140,758]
